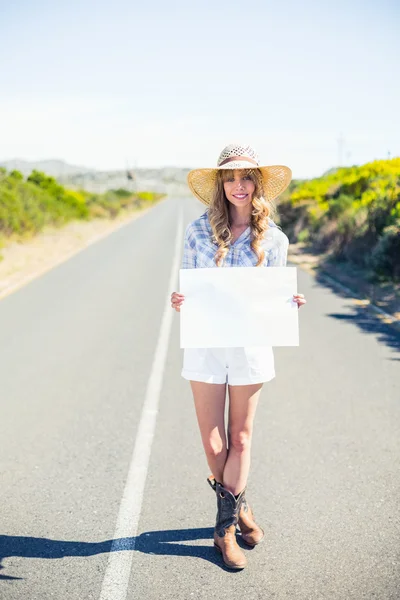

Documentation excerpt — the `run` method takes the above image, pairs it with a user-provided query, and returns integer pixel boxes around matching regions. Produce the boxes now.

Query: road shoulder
[0,202,162,301]
[288,242,400,332]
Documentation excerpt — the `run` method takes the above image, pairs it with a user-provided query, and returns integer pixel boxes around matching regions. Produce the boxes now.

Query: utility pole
[126,157,136,192]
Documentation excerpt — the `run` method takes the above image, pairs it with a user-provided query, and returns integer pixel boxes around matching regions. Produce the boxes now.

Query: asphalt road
[1,196,399,600]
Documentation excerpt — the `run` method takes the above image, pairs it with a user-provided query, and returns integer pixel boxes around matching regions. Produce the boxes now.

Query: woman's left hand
[293,293,307,309]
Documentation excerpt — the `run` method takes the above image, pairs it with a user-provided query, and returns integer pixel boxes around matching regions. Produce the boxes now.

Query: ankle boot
[207,475,264,547]
[213,481,247,569]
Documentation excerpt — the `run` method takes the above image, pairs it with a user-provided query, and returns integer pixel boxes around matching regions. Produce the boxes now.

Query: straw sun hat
[187,143,292,206]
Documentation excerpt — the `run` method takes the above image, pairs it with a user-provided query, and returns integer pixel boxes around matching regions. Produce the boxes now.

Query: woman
[171,143,306,570]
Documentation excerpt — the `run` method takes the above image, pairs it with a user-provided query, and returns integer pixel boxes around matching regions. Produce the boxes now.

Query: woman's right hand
[171,292,185,312]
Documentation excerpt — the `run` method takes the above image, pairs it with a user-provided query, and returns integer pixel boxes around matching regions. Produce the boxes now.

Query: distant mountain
[0,158,192,196]
[0,158,96,177]
[59,166,191,195]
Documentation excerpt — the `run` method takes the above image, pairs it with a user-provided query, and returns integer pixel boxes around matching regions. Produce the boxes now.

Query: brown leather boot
[238,493,265,547]
[213,481,247,570]
[207,475,264,547]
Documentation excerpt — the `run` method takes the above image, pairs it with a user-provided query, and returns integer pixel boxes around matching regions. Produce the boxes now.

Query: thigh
[190,381,227,445]
[227,383,263,437]
[227,347,275,386]
[182,348,227,384]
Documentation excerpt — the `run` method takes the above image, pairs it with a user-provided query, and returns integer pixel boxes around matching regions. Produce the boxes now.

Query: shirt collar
[204,210,277,247]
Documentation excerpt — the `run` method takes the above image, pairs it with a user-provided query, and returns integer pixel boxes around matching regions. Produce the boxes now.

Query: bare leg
[190,381,227,484]
[222,383,263,495]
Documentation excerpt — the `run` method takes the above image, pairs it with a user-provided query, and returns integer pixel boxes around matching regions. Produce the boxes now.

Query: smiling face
[222,169,256,209]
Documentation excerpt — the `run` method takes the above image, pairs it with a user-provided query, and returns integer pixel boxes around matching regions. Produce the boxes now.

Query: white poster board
[179,267,299,348]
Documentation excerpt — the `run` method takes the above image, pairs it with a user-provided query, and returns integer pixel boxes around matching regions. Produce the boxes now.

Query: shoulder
[184,211,211,244]
[263,218,289,249]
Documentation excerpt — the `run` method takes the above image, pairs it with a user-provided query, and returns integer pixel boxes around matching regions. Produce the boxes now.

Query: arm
[181,223,197,269]
[172,223,197,312]
[269,230,289,267]
[270,230,307,308]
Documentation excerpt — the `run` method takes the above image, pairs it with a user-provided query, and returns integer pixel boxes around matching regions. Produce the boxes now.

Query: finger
[294,298,306,304]
[172,300,184,307]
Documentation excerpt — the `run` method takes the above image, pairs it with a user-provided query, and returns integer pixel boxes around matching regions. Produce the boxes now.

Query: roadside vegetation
[278,158,400,281]
[0,168,165,260]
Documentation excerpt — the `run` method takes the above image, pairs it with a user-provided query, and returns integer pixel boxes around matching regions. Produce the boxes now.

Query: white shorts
[181,346,275,386]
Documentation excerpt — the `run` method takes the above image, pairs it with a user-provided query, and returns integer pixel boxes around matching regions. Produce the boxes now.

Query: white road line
[99,210,183,600]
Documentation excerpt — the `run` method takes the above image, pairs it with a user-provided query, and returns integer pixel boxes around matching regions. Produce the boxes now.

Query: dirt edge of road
[288,242,400,333]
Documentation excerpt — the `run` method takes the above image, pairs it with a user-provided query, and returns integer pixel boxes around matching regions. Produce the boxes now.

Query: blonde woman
[171,144,306,570]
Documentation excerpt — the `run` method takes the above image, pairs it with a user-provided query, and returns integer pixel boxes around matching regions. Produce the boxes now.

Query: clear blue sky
[0,0,399,178]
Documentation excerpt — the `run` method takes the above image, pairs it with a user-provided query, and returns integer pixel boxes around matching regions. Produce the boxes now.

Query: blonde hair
[208,168,276,266]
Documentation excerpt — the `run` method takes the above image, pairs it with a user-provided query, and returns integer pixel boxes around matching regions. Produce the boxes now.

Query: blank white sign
[179,267,299,348]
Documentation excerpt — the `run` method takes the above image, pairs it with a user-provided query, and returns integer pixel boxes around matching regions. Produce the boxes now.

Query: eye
[243,175,251,180]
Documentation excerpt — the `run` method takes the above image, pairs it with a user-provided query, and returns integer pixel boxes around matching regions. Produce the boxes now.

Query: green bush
[111,188,134,198]
[369,223,400,280]
[9,170,24,181]
[327,193,354,219]
[0,171,165,242]
[280,157,400,281]
[297,229,310,243]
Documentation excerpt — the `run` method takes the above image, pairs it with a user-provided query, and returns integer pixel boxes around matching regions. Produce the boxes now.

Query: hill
[0,159,191,196]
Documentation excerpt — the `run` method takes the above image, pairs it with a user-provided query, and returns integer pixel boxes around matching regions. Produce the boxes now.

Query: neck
[229,205,252,227]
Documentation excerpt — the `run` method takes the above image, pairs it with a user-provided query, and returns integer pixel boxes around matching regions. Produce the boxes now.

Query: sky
[0,0,399,179]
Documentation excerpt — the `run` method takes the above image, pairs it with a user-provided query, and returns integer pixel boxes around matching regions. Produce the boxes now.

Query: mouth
[232,194,248,199]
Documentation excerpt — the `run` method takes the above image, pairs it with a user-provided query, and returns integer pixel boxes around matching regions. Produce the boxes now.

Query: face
[222,170,256,208]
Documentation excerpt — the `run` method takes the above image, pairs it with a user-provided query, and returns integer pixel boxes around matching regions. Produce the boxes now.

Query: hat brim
[187,164,292,206]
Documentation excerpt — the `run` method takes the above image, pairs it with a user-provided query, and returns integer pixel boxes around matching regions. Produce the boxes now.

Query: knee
[204,436,226,460]
[229,430,252,454]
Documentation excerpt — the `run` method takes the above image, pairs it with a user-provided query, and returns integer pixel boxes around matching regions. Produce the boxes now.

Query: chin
[230,198,252,207]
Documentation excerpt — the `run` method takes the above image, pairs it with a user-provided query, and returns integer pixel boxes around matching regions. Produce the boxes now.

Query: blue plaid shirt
[181,210,289,269]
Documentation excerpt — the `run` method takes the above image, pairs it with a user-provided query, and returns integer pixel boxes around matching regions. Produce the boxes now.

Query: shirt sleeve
[181,223,197,269]
[269,230,289,266]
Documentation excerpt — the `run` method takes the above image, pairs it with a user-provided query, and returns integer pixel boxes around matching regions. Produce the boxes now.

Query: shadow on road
[136,527,224,566]
[0,535,114,580]
[0,528,239,580]
[314,272,400,355]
